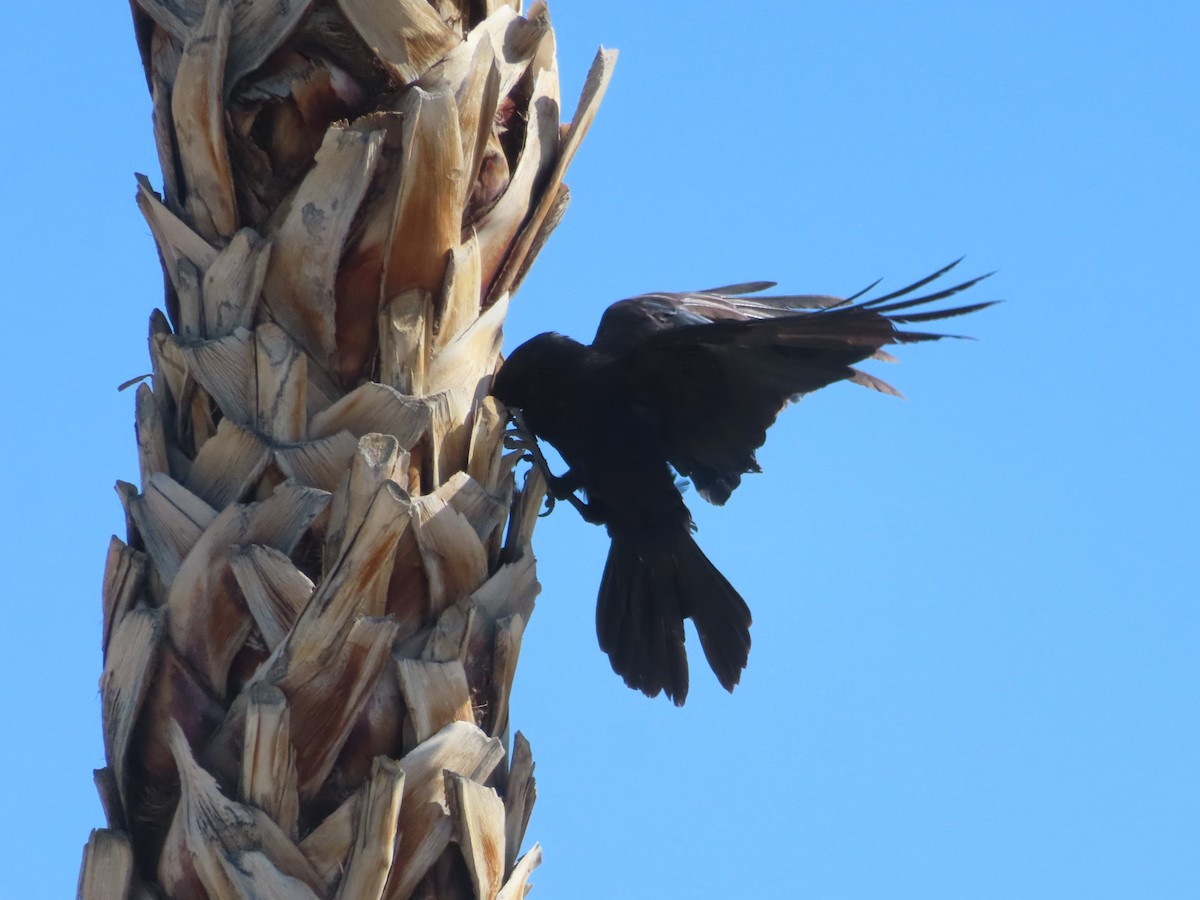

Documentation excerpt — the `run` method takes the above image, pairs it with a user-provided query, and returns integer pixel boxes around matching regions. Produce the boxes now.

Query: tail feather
[597,529,751,705]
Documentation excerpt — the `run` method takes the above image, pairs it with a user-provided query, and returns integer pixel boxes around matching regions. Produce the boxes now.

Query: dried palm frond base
[82,1,615,896]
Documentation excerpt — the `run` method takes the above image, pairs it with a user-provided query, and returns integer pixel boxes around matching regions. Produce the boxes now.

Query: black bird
[491,260,994,705]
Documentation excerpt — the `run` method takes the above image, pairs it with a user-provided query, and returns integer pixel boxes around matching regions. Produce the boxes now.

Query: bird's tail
[596,527,752,706]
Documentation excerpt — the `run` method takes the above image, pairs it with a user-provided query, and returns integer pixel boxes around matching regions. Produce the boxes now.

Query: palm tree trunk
[79,2,614,896]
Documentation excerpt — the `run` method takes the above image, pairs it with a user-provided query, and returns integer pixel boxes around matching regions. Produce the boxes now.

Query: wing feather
[604,263,995,504]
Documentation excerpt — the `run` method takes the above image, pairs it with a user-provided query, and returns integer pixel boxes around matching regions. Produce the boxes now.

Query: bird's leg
[536,463,609,525]
[506,411,576,516]
[546,472,607,524]
[506,411,602,522]
[536,464,603,523]
[504,416,558,516]
[545,467,582,499]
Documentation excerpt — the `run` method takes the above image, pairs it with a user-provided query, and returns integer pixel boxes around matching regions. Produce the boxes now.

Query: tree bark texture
[80,2,615,897]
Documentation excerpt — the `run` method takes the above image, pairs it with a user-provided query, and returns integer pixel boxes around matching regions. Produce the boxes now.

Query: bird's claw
[508,410,565,518]
[505,432,536,455]
[535,470,574,518]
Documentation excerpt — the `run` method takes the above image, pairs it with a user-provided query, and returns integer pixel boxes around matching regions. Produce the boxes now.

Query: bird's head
[491,331,584,412]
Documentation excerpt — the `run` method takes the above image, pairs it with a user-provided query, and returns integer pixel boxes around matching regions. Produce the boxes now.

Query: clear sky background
[2,2,1197,898]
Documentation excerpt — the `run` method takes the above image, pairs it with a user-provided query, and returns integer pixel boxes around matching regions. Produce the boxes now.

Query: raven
[491,260,994,705]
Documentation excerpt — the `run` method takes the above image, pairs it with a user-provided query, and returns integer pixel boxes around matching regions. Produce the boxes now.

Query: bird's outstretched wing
[592,284,846,355]
[598,260,995,505]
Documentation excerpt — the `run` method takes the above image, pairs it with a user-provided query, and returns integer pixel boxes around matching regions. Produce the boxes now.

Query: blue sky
[3,2,1197,897]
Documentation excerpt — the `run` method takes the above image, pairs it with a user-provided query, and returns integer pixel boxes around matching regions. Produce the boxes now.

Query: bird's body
[499,332,747,704]
[510,333,686,531]
[491,261,994,705]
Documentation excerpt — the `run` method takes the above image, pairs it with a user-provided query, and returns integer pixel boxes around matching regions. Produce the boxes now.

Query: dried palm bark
[83,2,615,896]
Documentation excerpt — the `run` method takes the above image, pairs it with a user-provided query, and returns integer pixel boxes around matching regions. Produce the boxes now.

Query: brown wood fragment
[425,6,546,104]
[467,396,506,496]
[504,464,548,554]
[137,0,317,88]
[280,616,401,799]
[92,768,124,832]
[148,308,180,416]
[386,521,432,643]
[437,235,484,353]
[176,327,255,427]
[335,756,406,900]
[451,44,502,225]
[230,854,325,898]
[101,537,148,655]
[309,381,432,451]
[132,641,229,795]
[128,473,218,583]
[202,228,271,338]
[508,181,570,296]
[77,828,134,900]
[489,613,525,739]
[237,481,332,553]
[476,68,560,294]
[114,481,142,566]
[187,375,219,450]
[469,552,538,628]
[425,602,475,664]
[411,488,490,617]
[379,288,433,396]
[445,773,506,900]
[147,337,201,463]
[332,665,407,797]
[241,682,300,840]
[427,292,507,397]
[382,88,464,304]
[136,174,218,274]
[299,792,359,890]
[262,124,385,373]
[496,843,541,900]
[161,720,325,898]
[322,432,410,580]
[165,482,330,695]
[396,658,474,744]
[226,0,315,88]
[435,470,509,545]
[492,46,618,300]
[313,471,411,628]
[382,721,505,900]
[135,383,171,489]
[131,0,195,43]
[330,112,404,381]
[337,0,459,84]
[230,544,314,649]
[172,0,238,242]
[254,323,308,442]
[173,257,204,338]
[503,732,536,876]
[203,463,406,787]
[427,387,473,484]
[386,805,454,900]
[186,417,272,510]
[148,26,184,211]
[274,429,362,493]
[101,607,165,811]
